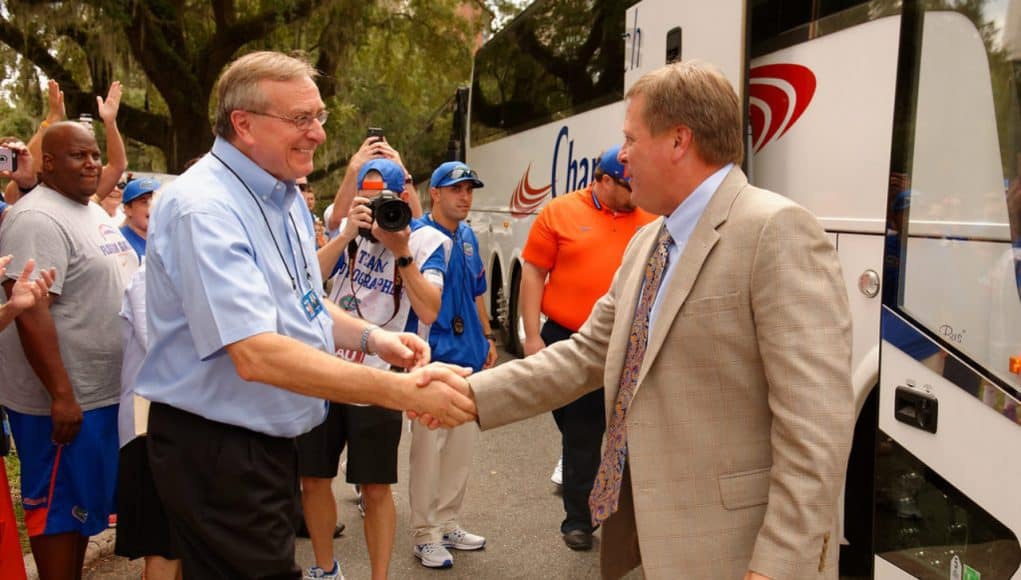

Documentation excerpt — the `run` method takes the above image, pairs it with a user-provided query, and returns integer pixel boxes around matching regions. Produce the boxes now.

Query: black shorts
[296,403,402,484]
[114,436,176,561]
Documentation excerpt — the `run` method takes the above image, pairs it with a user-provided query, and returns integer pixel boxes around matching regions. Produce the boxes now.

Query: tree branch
[0,17,86,113]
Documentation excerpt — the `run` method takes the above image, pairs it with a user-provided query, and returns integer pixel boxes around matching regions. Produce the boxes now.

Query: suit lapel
[635,167,748,386]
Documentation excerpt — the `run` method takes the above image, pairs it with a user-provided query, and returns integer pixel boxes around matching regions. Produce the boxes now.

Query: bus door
[623,0,746,98]
[875,1,1021,578]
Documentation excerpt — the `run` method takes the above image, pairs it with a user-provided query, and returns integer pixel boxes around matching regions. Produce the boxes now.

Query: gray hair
[213,51,318,140]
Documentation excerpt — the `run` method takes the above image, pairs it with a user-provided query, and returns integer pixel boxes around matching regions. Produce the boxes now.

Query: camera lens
[372,193,412,232]
[358,192,412,240]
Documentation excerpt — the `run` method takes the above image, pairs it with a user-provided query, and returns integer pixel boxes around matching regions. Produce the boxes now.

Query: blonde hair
[626,60,743,166]
[213,51,318,140]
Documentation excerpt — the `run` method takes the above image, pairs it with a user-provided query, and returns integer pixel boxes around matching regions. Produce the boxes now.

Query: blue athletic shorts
[7,405,119,537]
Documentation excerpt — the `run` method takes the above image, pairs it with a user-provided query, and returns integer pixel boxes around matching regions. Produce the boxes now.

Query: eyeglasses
[245,109,329,131]
[444,167,478,182]
[612,177,632,192]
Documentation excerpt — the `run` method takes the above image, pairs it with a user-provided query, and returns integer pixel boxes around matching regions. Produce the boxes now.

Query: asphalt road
[84,348,633,579]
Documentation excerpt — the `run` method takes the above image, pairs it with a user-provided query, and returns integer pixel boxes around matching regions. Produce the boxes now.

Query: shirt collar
[211,137,296,209]
[424,213,458,238]
[588,183,603,211]
[663,163,733,247]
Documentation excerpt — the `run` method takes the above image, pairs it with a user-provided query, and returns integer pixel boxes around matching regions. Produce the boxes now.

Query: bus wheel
[506,265,524,357]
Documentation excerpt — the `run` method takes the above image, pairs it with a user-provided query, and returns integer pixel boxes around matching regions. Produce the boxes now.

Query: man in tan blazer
[465,61,855,579]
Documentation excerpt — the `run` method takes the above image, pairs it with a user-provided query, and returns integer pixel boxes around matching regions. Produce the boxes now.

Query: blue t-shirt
[411,215,488,371]
[119,224,146,262]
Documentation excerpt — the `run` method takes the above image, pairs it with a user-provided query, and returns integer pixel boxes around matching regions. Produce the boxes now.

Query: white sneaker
[304,559,344,579]
[550,457,563,486]
[442,527,486,551]
[414,542,454,568]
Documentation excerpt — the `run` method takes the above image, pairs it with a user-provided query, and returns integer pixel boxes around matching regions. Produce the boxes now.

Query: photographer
[304,158,450,580]
[0,138,35,213]
[324,132,422,235]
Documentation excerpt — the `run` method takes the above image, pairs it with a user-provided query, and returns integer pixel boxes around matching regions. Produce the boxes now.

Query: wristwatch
[395,255,414,268]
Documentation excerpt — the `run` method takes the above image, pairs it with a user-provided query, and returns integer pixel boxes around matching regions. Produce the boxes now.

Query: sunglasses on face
[444,167,478,181]
[297,182,310,192]
[116,181,127,189]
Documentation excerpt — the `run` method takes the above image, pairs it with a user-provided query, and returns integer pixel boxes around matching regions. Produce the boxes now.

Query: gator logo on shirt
[71,505,88,524]
[97,224,132,256]
[338,294,361,312]
[462,242,473,257]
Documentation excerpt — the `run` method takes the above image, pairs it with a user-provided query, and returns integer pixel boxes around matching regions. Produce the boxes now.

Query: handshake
[404,363,478,430]
[364,328,478,429]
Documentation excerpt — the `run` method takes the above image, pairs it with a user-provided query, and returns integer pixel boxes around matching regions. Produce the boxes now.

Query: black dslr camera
[359,191,412,242]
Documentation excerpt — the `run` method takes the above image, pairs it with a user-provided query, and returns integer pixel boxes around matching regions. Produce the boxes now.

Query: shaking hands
[360,327,475,429]
[405,363,476,430]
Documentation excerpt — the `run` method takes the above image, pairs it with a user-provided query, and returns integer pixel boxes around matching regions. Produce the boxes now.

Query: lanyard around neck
[210,152,312,294]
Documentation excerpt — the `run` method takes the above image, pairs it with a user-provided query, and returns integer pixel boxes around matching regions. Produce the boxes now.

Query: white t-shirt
[328,224,449,374]
[118,262,148,447]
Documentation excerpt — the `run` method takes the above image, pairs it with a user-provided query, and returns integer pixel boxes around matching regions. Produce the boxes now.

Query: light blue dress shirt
[649,163,734,325]
[135,137,333,437]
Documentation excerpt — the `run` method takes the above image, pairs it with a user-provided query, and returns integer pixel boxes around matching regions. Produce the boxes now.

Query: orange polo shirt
[522,185,656,331]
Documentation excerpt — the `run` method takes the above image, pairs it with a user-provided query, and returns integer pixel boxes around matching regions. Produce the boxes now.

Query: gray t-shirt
[0,185,138,414]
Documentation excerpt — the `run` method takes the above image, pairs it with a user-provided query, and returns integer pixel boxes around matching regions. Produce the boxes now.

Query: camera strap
[346,239,402,328]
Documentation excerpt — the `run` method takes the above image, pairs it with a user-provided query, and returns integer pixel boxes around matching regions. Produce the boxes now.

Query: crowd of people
[0,50,855,580]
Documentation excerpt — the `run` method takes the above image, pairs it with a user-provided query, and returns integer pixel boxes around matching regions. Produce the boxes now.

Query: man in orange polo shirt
[519,145,655,551]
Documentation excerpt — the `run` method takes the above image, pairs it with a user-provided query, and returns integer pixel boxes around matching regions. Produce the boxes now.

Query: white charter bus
[460,0,1021,577]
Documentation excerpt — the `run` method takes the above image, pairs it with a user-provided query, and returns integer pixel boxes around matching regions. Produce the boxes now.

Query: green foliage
[0,0,490,185]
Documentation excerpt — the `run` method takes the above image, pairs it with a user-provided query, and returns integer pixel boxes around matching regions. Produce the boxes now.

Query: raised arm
[94,81,127,201]
[1,139,39,204]
[327,138,378,231]
[4,81,63,203]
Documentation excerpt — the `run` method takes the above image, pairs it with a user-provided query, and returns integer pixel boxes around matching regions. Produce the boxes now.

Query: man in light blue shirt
[136,51,475,580]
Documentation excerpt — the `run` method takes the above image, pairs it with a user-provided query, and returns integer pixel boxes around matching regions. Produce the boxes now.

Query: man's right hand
[341,196,373,241]
[50,393,83,444]
[349,137,385,172]
[46,79,66,123]
[406,363,475,429]
[0,140,36,190]
[523,335,545,357]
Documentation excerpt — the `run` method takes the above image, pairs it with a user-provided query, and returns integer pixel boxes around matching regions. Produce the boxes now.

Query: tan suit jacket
[472,168,854,579]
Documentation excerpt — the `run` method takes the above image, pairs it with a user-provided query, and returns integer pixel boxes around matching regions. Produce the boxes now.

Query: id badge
[301,290,324,321]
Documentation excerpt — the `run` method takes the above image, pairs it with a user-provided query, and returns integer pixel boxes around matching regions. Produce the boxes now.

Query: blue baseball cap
[357,159,406,193]
[597,145,628,182]
[122,178,159,205]
[430,161,484,189]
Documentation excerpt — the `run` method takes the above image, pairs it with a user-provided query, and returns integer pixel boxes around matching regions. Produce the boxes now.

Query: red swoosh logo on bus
[748,64,816,153]
[510,163,552,218]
